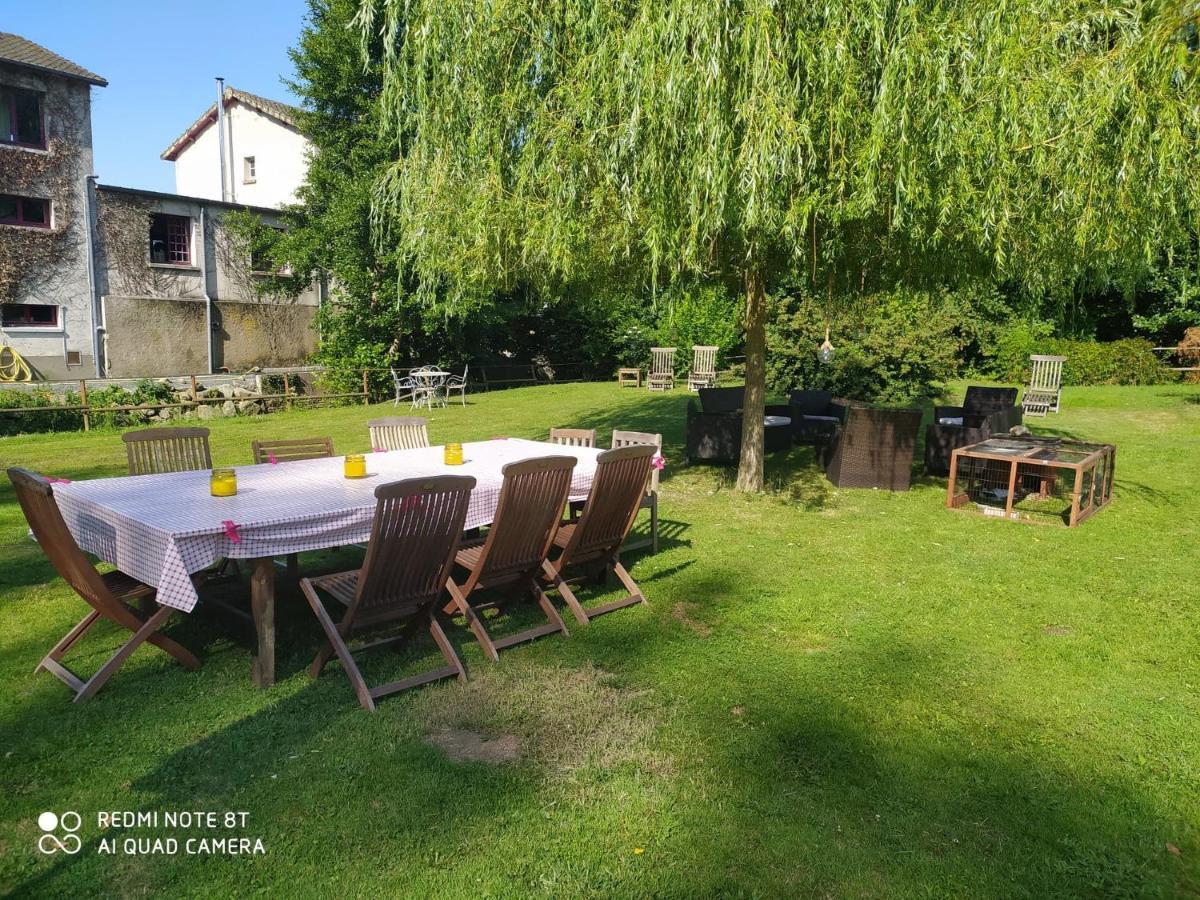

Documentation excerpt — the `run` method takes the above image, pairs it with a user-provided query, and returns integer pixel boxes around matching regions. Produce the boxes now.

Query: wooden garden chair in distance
[8,467,201,702]
[1023,354,1066,417]
[611,429,662,553]
[369,416,430,451]
[647,347,677,391]
[548,427,596,448]
[250,436,336,575]
[442,456,576,661]
[687,345,718,392]
[543,444,655,625]
[300,475,476,711]
[251,436,334,464]
[123,426,212,475]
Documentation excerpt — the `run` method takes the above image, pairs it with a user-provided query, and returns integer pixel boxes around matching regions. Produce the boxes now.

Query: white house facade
[161,86,311,210]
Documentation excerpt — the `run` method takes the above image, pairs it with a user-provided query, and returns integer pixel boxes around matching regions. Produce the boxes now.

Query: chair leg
[301,579,375,711]
[74,605,176,703]
[444,580,500,662]
[650,494,659,555]
[428,614,468,683]
[544,559,591,627]
[530,578,570,638]
[36,610,102,673]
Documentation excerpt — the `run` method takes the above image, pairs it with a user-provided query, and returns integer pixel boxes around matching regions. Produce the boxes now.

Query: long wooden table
[56,439,601,687]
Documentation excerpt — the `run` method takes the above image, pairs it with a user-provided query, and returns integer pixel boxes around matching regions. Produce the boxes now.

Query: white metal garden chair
[443,364,468,406]
[1022,354,1066,417]
[390,368,416,406]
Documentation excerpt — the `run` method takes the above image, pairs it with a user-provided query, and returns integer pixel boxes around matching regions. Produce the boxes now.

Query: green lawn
[1,382,1198,898]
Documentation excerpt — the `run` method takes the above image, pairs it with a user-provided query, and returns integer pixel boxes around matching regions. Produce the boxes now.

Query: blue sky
[6,0,310,192]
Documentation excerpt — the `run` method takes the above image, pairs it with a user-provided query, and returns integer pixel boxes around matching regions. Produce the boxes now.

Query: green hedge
[0,389,84,436]
[990,326,1174,385]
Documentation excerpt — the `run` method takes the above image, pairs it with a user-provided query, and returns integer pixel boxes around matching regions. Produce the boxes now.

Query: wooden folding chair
[122,426,237,579]
[647,347,677,391]
[543,445,655,625]
[7,467,201,702]
[122,427,212,475]
[549,427,596,448]
[611,429,662,553]
[442,456,576,661]
[687,345,718,392]
[250,436,334,464]
[369,416,430,451]
[1023,354,1066,417]
[301,475,476,711]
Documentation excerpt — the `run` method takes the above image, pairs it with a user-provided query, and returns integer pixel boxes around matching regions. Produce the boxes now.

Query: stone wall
[102,296,316,378]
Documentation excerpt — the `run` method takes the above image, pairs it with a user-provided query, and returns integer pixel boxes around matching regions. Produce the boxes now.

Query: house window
[1,87,45,147]
[0,194,50,228]
[243,156,256,183]
[149,213,192,265]
[1,304,58,328]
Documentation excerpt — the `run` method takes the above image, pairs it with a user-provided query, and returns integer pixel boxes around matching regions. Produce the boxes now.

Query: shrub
[0,389,83,436]
[989,334,1174,385]
[766,285,963,403]
[654,284,743,374]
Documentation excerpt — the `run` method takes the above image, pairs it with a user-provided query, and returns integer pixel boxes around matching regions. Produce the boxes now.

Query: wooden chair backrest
[462,456,575,591]
[349,475,475,627]
[7,468,129,624]
[1029,355,1066,391]
[558,445,654,565]
[691,345,718,376]
[251,436,334,464]
[549,427,596,448]
[123,427,212,475]
[649,347,676,375]
[369,417,430,451]
[611,429,662,493]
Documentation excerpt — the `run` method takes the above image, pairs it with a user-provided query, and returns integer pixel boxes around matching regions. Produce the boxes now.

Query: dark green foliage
[0,390,83,436]
[991,336,1174,386]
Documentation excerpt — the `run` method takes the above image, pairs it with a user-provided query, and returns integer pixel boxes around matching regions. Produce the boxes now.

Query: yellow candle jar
[344,454,367,478]
[443,443,464,466]
[210,468,237,497]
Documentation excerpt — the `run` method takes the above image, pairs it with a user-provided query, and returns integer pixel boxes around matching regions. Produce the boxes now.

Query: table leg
[251,557,276,688]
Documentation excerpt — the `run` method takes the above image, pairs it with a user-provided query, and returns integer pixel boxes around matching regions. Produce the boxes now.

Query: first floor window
[1,87,44,147]
[243,155,256,183]
[1,304,58,328]
[149,213,192,265]
[0,194,50,228]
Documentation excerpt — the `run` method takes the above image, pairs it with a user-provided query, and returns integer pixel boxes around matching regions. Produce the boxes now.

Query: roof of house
[161,86,302,161]
[0,32,107,86]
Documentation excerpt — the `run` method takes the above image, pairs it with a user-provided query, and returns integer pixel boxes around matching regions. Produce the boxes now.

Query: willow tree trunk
[735,270,767,492]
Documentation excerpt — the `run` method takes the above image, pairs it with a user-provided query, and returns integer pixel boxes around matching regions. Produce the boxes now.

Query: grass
[1,382,1198,898]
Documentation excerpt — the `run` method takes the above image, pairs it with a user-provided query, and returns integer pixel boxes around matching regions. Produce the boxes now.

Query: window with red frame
[0,194,49,228]
[149,213,193,265]
[1,88,45,147]
[1,304,58,328]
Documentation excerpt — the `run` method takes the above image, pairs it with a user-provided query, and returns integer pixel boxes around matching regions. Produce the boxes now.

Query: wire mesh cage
[946,437,1115,527]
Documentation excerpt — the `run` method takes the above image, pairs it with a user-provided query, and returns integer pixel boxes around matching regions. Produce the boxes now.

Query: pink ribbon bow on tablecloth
[267,451,278,464]
[651,453,665,471]
[222,521,242,544]
[372,446,385,453]
[45,476,73,484]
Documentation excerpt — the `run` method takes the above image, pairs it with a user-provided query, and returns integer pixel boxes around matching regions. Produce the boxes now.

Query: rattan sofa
[686,387,792,464]
[823,404,923,490]
[788,390,846,446]
[924,386,1023,476]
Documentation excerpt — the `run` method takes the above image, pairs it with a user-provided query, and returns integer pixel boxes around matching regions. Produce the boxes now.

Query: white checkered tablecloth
[53,439,600,613]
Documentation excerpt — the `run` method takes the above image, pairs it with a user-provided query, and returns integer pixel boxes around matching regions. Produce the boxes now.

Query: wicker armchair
[925,387,1023,476]
[788,390,846,446]
[685,387,791,463]
[823,404,922,490]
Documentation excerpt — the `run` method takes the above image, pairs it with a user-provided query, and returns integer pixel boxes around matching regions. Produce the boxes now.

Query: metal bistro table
[946,436,1116,527]
[54,439,602,687]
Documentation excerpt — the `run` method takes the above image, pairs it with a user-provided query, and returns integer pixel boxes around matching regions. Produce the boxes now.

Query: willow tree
[357,0,1198,490]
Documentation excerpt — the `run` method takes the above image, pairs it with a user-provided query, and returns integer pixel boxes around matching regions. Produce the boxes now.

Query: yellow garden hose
[0,345,33,382]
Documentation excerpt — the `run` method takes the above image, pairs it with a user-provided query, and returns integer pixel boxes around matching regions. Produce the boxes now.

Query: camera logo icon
[37,811,82,855]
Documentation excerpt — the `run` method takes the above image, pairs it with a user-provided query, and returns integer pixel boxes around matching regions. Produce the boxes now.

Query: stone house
[0,31,104,380]
[0,33,320,381]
